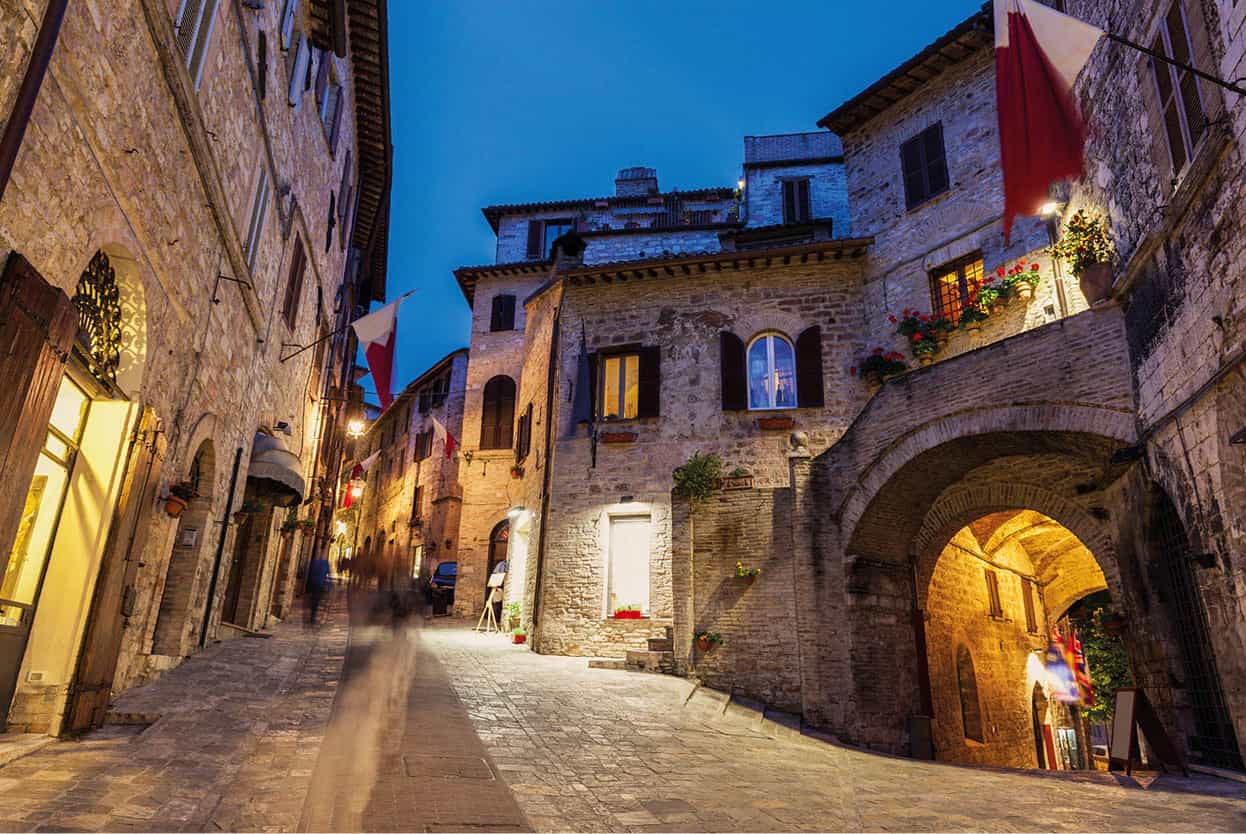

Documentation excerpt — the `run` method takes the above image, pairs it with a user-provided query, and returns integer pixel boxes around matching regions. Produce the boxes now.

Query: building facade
[435,0,1246,775]
[0,0,391,735]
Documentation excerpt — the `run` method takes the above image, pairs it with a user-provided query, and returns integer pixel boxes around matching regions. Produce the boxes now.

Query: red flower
[1030,263,1039,271]
[919,314,928,322]
[996,266,1005,277]
[911,332,923,341]
[850,366,857,377]
[889,315,897,324]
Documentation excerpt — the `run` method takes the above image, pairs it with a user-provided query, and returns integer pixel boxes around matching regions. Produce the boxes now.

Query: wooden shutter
[329,85,345,153]
[1137,51,1177,189]
[797,179,811,221]
[985,569,1003,617]
[314,49,330,105]
[480,376,515,449]
[900,134,925,208]
[586,352,599,421]
[282,239,306,328]
[719,331,747,411]
[325,193,336,253]
[795,326,824,408]
[782,180,796,223]
[1182,0,1222,126]
[637,346,661,418]
[490,294,515,331]
[0,254,78,573]
[1022,578,1038,634]
[288,34,308,109]
[280,0,299,48]
[257,31,268,100]
[516,402,533,460]
[923,124,949,196]
[525,220,542,259]
[175,0,206,61]
[65,408,165,733]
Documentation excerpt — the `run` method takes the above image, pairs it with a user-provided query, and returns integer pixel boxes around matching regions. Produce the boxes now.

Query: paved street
[0,591,1244,832]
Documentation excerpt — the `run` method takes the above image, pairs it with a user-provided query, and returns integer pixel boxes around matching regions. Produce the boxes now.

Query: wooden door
[0,253,77,573]
[63,408,165,734]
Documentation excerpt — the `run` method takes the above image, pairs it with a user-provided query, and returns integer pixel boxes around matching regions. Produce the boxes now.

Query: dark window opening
[281,238,307,329]
[957,646,985,742]
[515,402,533,462]
[1023,578,1039,634]
[782,178,811,223]
[1150,2,1207,175]
[490,294,516,332]
[480,375,516,450]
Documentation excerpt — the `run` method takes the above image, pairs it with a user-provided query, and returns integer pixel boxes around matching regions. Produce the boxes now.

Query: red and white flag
[351,291,413,410]
[431,416,457,460]
[995,0,1103,241]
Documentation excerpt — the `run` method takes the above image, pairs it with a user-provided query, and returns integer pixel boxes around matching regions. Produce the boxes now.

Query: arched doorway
[919,511,1112,769]
[487,520,510,621]
[152,441,216,656]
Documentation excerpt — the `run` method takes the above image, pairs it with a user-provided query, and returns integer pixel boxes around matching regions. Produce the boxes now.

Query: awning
[248,432,305,507]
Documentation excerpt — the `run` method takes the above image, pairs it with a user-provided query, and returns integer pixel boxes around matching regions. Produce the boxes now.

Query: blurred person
[306,553,332,626]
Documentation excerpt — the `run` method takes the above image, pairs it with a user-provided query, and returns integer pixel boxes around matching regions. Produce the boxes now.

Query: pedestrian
[306,553,331,626]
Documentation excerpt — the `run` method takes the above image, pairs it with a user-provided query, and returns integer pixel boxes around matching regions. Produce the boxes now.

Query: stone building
[0,0,391,735]
[352,349,467,586]
[443,1,1246,776]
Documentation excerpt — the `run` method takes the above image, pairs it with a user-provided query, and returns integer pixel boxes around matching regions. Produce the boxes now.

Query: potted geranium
[613,605,643,620]
[512,628,527,645]
[929,314,955,347]
[695,631,722,652]
[959,305,989,334]
[165,481,197,518]
[911,332,939,366]
[1049,209,1116,305]
[852,348,907,385]
[735,561,761,582]
[510,464,524,479]
[999,261,1041,301]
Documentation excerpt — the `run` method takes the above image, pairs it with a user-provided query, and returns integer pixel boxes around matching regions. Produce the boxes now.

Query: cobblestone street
[0,595,1243,832]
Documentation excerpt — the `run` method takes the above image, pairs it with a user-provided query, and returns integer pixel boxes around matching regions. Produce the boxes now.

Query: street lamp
[347,418,366,438]
[349,482,364,500]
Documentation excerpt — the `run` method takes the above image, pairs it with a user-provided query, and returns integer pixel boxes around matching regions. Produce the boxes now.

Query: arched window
[747,333,797,410]
[480,376,516,450]
[956,645,985,742]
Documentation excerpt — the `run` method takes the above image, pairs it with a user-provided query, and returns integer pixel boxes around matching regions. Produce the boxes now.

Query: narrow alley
[0,592,1243,833]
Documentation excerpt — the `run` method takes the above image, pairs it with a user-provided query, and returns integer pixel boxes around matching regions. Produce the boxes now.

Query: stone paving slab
[0,591,348,833]
[422,622,1246,833]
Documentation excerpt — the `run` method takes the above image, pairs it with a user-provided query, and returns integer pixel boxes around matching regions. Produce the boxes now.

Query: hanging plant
[1048,210,1116,277]
[695,631,723,652]
[852,348,907,385]
[673,451,723,505]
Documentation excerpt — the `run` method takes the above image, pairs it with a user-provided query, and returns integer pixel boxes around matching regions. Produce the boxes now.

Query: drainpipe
[0,0,69,202]
[200,446,243,648]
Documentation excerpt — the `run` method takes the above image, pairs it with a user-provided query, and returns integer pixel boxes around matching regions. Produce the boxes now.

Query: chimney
[615,166,659,198]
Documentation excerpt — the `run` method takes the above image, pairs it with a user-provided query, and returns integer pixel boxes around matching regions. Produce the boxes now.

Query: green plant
[169,481,198,502]
[729,467,750,478]
[853,349,907,383]
[910,331,938,357]
[1070,606,1134,723]
[615,604,640,612]
[673,451,723,504]
[1049,209,1116,276]
[506,601,521,620]
[978,281,1011,309]
[735,561,761,578]
[695,630,723,645]
[959,306,989,329]
[998,260,1041,289]
[512,627,527,637]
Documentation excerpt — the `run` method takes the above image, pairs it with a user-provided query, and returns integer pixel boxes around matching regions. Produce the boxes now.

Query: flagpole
[1103,31,1246,96]
[279,289,417,363]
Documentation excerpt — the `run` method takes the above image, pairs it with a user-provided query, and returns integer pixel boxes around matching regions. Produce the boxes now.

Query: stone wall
[0,0,371,731]
[744,160,850,235]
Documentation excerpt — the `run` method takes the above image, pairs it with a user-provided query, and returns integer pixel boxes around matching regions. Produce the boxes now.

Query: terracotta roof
[817,4,992,136]
[480,187,737,232]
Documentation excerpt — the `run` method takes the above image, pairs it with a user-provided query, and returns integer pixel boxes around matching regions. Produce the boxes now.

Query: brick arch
[838,401,1135,560]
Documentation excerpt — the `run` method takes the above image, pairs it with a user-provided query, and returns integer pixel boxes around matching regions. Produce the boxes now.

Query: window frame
[1022,577,1039,634]
[174,0,220,90]
[928,253,984,327]
[781,178,812,224]
[543,218,575,257]
[985,569,1004,619]
[605,513,652,618]
[745,332,798,411]
[281,238,307,330]
[597,351,641,422]
[1149,2,1207,177]
[242,165,270,270]
[490,294,517,332]
[479,375,516,450]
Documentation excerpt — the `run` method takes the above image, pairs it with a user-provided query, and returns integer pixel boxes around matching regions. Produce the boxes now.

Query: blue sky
[379,0,983,394]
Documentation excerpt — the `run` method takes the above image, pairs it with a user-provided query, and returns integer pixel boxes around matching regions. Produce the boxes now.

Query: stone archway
[152,439,216,657]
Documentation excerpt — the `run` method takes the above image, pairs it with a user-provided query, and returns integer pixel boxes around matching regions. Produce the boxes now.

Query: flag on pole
[1045,629,1083,704]
[1071,627,1096,707]
[351,291,414,410]
[431,416,457,460]
[341,453,379,508]
[994,0,1103,241]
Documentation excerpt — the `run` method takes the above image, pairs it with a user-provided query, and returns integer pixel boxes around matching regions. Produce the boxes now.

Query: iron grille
[72,251,122,385]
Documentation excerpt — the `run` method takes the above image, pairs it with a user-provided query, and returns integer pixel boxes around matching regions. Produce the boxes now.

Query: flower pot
[757,417,794,431]
[1014,283,1036,302]
[613,609,642,620]
[964,320,983,335]
[935,332,950,348]
[696,636,714,652]
[512,633,527,644]
[164,495,188,518]
[1078,262,1115,306]
[918,355,934,367]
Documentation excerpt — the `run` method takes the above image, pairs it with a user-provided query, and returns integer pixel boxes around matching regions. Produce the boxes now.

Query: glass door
[0,377,89,717]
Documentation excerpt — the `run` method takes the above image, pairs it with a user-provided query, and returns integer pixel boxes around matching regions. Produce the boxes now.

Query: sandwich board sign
[1108,688,1188,776]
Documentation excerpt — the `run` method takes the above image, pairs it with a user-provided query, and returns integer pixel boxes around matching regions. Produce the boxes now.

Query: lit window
[929,255,984,326]
[599,354,639,420]
[747,334,797,410]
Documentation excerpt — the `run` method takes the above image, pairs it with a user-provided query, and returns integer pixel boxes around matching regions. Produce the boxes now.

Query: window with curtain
[479,376,516,450]
[599,353,640,420]
[747,334,797,410]
[929,254,984,326]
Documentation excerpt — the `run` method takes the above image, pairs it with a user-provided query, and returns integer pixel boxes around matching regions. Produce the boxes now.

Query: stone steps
[586,658,627,670]
[624,649,674,674]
